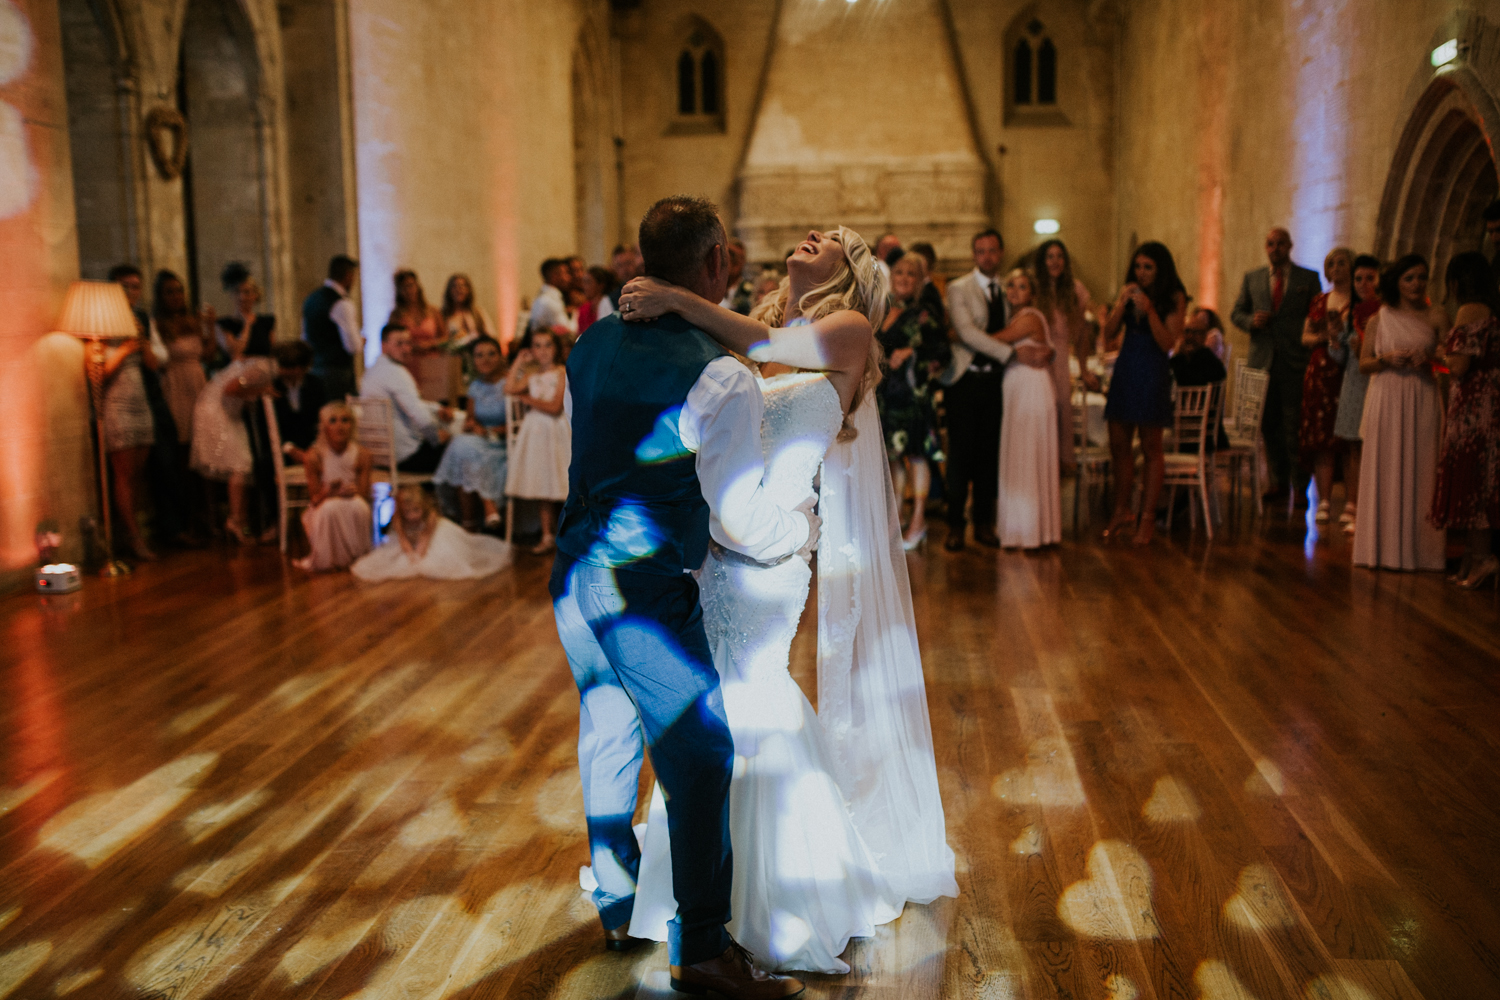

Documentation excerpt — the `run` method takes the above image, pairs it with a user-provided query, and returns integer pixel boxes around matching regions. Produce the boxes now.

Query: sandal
[1102,513,1137,541]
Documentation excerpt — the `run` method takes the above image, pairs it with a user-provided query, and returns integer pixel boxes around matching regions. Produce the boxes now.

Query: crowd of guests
[91,195,1500,585]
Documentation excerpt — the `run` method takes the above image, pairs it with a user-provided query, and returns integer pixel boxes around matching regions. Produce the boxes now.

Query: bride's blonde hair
[750,226,889,440]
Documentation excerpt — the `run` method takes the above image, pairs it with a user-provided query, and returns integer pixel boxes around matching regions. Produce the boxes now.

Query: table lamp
[55,280,141,577]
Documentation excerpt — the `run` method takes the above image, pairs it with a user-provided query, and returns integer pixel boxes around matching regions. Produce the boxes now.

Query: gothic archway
[1376,75,1498,300]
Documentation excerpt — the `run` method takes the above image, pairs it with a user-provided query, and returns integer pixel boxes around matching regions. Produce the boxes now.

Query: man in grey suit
[941,229,1051,550]
[1231,227,1322,503]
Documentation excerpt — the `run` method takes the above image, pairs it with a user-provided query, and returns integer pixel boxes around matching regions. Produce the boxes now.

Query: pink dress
[1351,307,1445,571]
[161,329,206,443]
[301,442,373,570]
[1047,280,1092,468]
[399,308,453,402]
[998,307,1061,547]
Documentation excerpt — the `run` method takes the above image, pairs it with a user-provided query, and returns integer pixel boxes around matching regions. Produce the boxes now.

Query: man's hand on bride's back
[794,496,821,561]
[618,277,680,322]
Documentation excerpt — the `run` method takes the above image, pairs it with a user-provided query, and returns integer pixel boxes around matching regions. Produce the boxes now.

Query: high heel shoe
[225,519,250,545]
[1458,556,1499,590]
[1102,514,1136,541]
[902,526,928,552]
[1448,554,1475,584]
[1314,500,1331,523]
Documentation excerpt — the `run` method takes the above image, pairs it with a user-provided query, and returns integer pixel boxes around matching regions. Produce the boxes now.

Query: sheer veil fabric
[818,399,959,905]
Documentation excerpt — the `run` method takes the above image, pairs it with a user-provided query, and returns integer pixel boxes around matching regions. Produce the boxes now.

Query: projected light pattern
[0,0,37,221]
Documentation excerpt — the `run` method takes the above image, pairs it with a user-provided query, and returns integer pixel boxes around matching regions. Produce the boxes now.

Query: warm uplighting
[1431,39,1458,67]
[1033,218,1060,235]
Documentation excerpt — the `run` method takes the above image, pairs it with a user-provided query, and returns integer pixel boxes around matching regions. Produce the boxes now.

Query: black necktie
[985,282,1006,334]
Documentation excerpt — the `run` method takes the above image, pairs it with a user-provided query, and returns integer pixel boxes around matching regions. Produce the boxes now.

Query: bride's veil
[817,398,958,905]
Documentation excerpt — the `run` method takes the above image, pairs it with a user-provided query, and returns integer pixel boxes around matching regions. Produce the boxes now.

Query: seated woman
[993,268,1062,549]
[295,403,373,571]
[433,336,510,531]
[352,485,510,581]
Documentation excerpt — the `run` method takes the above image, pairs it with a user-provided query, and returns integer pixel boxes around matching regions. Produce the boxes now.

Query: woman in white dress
[505,329,571,554]
[351,485,510,581]
[1352,254,1448,571]
[190,320,276,543]
[993,269,1062,548]
[296,402,373,571]
[613,227,958,972]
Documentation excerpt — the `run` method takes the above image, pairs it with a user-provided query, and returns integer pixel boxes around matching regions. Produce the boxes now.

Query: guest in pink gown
[390,269,453,404]
[1352,254,1447,572]
[296,402,374,571]
[993,269,1062,548]
[1034,239,1096,472]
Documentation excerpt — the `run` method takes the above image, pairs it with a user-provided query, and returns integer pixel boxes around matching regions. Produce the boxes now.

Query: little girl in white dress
[352,486,510,581]
[505,329,571,553]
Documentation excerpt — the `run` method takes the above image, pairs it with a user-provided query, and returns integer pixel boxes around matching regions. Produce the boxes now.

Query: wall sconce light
[1034,219,1061,235]
[1431,39,1458,67]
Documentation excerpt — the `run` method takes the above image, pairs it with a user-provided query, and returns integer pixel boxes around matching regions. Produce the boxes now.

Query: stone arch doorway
[1376,74,1498,301]
[59,0,138,280]
[178,0,279,315]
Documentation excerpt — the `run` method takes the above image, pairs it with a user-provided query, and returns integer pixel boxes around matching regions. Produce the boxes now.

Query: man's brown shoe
[604,923,649,953]
[669,940,804,998]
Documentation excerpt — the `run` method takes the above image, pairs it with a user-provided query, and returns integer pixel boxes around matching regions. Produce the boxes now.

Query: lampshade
[54,281,139,340]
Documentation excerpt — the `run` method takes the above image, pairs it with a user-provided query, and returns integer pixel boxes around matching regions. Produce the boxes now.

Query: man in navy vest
[551,197,816,998]
[301,254,361,402]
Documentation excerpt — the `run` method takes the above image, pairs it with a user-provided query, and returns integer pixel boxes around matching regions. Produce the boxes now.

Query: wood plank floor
[1,500,1498,1000]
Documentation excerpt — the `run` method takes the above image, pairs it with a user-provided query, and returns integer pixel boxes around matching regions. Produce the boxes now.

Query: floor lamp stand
[85,338,131,577]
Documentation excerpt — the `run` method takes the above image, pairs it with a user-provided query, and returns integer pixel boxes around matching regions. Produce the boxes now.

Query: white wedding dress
[602,370,957,973]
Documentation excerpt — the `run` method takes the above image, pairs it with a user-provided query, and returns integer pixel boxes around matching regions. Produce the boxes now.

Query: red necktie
[1271,270,1285,312]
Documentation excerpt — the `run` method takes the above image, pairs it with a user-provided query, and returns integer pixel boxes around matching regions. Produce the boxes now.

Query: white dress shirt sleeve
[951,277,1014,364]
[679,357,810,562]
[330,297,362,356]
[148,319,169,366]
[371,359,441,446]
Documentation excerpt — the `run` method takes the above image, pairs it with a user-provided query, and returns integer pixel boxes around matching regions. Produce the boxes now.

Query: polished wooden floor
[2,497,1498,1000]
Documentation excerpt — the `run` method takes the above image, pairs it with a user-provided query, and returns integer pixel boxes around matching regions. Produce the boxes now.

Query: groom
[551,196,816,998]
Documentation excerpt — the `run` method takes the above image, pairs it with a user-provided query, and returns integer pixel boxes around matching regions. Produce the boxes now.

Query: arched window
[1012,39,1033,106]
[669,19,726,135]
[1007,14,1064,123]
[1037,38,1057,105]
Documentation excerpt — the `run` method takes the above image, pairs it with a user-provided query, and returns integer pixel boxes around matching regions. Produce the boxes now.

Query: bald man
[1231,227,1322,505]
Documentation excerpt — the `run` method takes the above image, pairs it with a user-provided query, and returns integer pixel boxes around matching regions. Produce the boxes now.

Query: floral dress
[1299,292,1345,458]
[1430,314,1500,529]
[876,298,951,462]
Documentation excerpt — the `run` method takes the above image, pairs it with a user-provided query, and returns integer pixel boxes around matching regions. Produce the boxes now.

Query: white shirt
[361,354,441,461]
[942,267,1014,385]
[529,284,577,335]
[301,279,362,357]
[563,356,810,565]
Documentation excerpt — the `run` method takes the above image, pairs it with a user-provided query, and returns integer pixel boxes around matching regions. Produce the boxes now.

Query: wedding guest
[151,270,208,446]
[877,250,951,549]
[442,273,491,348]
[607,244,644,309]
[352,484,510,580]
[361,323,453,473]
[1351,254,1447,571]
[1299,247,1355,522]
[753,268,781,308]
[720,238,755,314]
[529,258,578,338]
[943,229,1051,550]
[100,270,165,560]
[390,269,452,403]
[874,233,903,279]
[1034,238,1096,471]
[1180,305,1227,361]
[272,340,327,458]
[1231,227,1322,506]
[1330,255,1381,534]
[1101,241,1187,545]
[212,262,276,358]
[434,336,510,532]
[301,254,361,403]
[1430,252,1500,588]
[295,402,373,571]
[1170,311,1230,452]
[505,328,570,553]
[190,307,277,543]
[993,269,1061,548]
[577,266,617,334]
[908,241,947,311]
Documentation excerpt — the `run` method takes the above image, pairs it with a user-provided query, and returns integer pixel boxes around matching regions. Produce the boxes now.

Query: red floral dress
[1431,315,1500,529]
[1299,292,1346,458]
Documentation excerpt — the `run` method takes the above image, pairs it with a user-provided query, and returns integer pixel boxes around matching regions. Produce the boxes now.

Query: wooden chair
[1219,367,1269,517]
[504,395,527,545]
[263,396,309,555]
[1162,383,1217,540]
[347,395,434,492]
[1071,384,1110,534]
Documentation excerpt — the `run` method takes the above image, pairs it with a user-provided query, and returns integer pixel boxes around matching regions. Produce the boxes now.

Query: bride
[608,228,958,972]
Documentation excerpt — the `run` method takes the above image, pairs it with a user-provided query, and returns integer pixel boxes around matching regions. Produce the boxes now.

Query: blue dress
[433,377,508,500]
[1105,310,1173,427]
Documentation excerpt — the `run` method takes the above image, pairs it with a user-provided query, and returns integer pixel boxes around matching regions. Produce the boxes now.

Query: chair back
[507,395,527,452]
[1233,368,1270,440]
[1071,384,1090,450]
[348,395,399,485]
[1169,384,1214,456]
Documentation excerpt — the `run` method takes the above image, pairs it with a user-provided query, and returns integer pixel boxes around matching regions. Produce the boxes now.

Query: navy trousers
[550,555,734,967]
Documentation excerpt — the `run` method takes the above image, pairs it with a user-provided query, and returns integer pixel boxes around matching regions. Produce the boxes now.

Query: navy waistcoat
[302,285,351,372]
[556,314,727,576]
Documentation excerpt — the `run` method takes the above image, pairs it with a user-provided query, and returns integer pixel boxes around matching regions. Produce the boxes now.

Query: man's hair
[638,196,725,285]
[909,241,937,268]
[108,263,141,282]
[1483,199,1500,223]
[328,254,358,283]
[274,339,313,368]
[540,257,568,281]
[381,322,408,342]
[972,228,1004,250]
